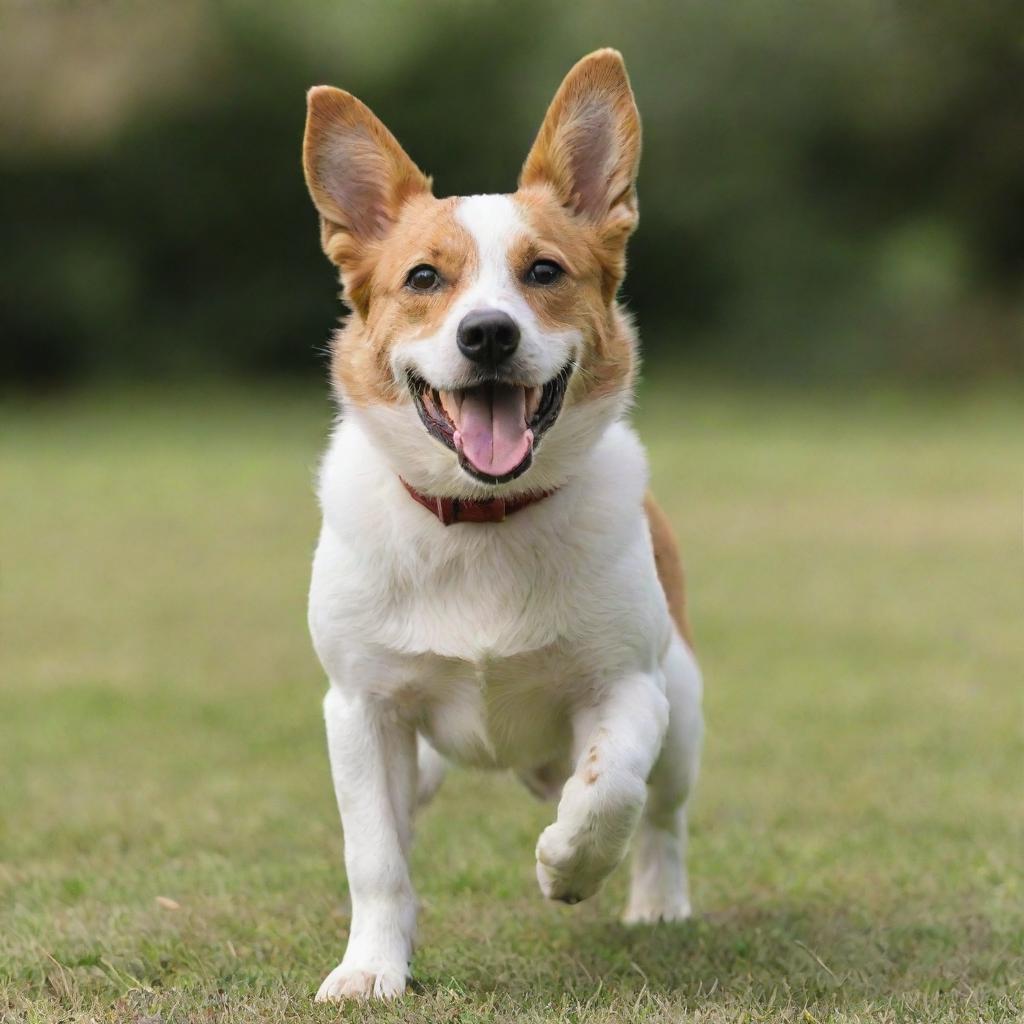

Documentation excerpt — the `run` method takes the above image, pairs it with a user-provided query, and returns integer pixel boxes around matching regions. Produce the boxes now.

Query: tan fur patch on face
[332,195,476,405]
[514,186,635,401]
[333,184,634,408]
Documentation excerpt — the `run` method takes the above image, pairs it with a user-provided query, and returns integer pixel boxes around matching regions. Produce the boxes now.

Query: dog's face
[303,49,641,494]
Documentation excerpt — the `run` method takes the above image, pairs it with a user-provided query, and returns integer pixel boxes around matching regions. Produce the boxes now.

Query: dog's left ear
[519,49,641,245]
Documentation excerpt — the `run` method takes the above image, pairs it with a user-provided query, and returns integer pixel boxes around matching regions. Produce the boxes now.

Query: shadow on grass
[417,898,1014,1011]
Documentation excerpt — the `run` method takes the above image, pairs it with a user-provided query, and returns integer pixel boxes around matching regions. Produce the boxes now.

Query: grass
[1,378,1022,1023]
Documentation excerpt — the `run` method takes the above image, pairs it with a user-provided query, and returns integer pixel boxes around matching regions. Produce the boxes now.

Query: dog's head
[303,49,641,495]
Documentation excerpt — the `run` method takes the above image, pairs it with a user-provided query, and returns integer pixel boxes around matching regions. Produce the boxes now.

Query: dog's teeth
[526,386,542,421]
[438,390,460,423]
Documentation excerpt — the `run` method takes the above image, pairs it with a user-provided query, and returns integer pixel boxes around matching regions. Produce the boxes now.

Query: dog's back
[645,492,692,647]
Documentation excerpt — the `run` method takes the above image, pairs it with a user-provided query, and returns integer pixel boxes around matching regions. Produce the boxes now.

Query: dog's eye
[406,265,442,292]
[526,259,564,286]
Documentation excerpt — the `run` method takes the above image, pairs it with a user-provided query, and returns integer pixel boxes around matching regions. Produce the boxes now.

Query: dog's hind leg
[623,633,703,923]
[416,733,447,810]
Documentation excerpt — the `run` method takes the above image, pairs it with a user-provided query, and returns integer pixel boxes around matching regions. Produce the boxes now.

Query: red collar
[400,477,556,526]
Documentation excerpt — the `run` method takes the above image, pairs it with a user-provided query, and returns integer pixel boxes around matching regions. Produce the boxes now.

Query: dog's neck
[399,477,557,526]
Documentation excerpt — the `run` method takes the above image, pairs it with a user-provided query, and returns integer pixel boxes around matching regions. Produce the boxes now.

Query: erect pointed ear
[519,49,641,242]
[303,85,432,267]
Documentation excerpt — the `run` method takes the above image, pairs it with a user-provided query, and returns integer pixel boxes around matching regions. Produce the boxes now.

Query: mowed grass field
[1,380,1021,1023]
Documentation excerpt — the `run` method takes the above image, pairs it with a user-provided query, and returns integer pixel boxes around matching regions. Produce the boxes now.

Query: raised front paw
[536,819,620,903]
[315,960,408,1002]
[535,773,646,904]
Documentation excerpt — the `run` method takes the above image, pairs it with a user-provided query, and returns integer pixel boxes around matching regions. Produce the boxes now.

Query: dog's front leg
[317,686,416,1002]
[536,672,669,904]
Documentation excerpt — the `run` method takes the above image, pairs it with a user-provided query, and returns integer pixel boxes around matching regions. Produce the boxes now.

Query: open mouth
[410,365,573,484]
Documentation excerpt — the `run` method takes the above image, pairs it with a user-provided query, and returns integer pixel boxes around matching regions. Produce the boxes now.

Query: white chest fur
[308,414,672,770]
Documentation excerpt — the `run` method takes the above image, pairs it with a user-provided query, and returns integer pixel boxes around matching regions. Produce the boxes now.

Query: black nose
[456,309,520,368]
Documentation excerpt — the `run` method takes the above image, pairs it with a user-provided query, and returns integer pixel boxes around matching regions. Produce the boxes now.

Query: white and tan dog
[302,49,703,1001]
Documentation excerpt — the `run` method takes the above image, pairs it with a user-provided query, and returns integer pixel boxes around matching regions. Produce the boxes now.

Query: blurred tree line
[2,0,1021,387]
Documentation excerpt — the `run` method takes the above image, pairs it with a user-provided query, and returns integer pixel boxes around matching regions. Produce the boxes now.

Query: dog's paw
[315,961,407,1002]
[621,892,692,925]
[535,774,645,904]
[623,816,692,925]
[536,821,618,903]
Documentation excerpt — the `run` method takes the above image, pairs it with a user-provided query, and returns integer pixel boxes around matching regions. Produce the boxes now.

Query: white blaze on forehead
[389,191,576,394]
[455,194,526,302]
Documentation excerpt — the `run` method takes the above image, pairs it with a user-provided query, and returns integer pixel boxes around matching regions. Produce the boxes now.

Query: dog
[302,48,703,1001]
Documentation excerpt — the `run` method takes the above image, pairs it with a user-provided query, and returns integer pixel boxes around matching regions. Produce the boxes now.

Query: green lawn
[1,380,1021,1023]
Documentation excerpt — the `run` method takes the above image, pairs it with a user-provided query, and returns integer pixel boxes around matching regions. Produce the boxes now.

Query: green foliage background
[2,0,1022,386]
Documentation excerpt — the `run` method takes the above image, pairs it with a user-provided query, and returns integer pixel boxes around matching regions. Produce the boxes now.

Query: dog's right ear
[303,86,432,268]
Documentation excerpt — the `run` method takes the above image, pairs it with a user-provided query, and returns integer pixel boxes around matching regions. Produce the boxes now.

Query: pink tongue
[454,384,533,478]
